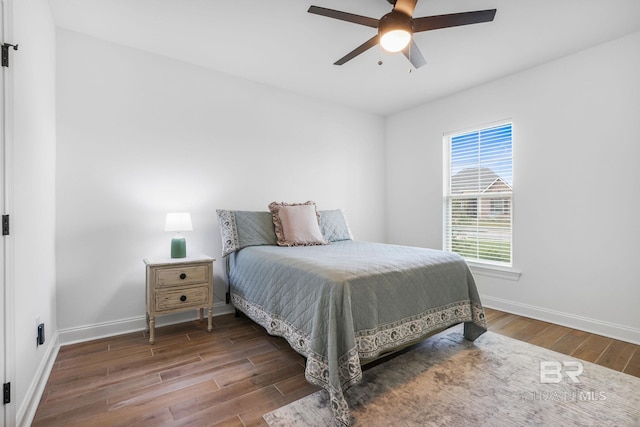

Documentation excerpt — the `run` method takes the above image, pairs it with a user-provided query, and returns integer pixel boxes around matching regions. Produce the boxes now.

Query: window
[444,122,513,266]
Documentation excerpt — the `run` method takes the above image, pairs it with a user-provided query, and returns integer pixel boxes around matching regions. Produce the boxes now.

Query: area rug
[263,326,640,426]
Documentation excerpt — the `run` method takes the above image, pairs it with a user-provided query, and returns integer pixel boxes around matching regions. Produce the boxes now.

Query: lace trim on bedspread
[231,292,486,426]
[231,293,357,426]
[231,293,312,356]
[355,300,487,359]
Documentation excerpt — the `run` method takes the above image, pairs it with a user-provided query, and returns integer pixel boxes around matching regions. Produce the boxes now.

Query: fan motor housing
[378,11,413,36]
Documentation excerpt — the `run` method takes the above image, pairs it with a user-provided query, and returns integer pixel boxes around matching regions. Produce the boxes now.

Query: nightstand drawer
[155,285,210,311]
[155,265,208,288]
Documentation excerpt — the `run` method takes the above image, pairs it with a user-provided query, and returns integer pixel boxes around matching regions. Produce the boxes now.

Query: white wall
[55,29,386,339]
[10,0,58,424]
[386,31,640,344]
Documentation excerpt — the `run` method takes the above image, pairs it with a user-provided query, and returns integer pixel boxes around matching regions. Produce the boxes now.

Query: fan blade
[402,39,426,68]
[393,0,418,17]
[412,9,497,33]
[308,6,379,28]
[334,35,380,65]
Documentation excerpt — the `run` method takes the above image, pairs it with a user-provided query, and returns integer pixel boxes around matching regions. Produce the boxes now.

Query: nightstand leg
[198,307,203,321]
[149,316,156,345]
[207,307,213,332]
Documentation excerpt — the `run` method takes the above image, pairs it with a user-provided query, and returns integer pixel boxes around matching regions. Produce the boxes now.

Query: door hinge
[3,382,9,404]
[2,215,9,236]
[1,43,18,67]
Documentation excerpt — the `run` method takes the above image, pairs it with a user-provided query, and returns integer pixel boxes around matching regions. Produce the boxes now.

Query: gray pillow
[216,210,277,257]
[319,209,353,242]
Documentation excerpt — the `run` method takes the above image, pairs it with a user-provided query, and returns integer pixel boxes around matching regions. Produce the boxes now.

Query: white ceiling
[51,0,640,116]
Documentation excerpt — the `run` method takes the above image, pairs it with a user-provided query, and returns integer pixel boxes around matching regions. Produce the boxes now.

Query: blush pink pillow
[268,201,329,246]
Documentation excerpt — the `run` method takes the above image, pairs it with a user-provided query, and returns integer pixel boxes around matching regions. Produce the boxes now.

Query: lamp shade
[380,29,411,52]
[164,212,193,232]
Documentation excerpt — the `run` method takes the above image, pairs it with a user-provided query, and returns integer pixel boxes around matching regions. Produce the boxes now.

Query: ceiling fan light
[380,29,411,52]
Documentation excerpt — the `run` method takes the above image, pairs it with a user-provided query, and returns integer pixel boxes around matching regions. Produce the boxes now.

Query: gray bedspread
[228,240,486,426]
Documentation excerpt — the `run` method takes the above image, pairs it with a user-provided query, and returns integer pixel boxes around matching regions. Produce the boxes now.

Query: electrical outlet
[37,323,45,346]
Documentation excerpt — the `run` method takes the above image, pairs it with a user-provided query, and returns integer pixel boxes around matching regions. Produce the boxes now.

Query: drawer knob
[180,295,187,302]
[179,273,187,280]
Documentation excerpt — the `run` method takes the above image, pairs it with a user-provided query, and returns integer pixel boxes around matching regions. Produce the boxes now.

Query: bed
[217,205,487,426]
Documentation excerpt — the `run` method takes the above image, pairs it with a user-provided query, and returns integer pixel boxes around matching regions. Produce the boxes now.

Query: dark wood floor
[33,308,640,426]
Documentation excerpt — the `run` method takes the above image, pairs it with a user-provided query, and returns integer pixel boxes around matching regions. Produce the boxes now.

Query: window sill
[466,261,522,281]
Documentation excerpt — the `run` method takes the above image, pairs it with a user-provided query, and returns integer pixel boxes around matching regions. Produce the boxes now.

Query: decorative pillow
[268,201,329,247]
[319,209,354,242]
[216,210,277,257]
[236,211,277,248]
[217,210,239,257]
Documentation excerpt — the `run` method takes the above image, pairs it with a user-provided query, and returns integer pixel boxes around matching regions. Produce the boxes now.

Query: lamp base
[170,236,187,258]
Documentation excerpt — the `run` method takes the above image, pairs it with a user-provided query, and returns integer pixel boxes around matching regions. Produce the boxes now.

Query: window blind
[444,122,513,265]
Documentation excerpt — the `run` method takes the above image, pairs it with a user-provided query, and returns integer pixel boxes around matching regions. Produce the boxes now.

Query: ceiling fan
[307,0,496,69]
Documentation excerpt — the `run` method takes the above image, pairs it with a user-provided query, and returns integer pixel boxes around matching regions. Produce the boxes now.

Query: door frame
[1,0,15,425]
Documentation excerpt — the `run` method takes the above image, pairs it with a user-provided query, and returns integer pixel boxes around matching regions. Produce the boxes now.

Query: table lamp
[164,212,192,258]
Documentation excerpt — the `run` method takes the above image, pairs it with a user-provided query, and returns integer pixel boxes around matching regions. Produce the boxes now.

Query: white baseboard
[481,295,640,345]
[58,301,235,346]
[17,332,60,427]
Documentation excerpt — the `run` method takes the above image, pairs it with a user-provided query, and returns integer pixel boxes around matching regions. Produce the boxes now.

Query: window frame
[442,120,517,273]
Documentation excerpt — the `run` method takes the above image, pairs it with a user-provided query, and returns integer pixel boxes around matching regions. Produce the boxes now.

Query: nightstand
[144,255,215,344]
